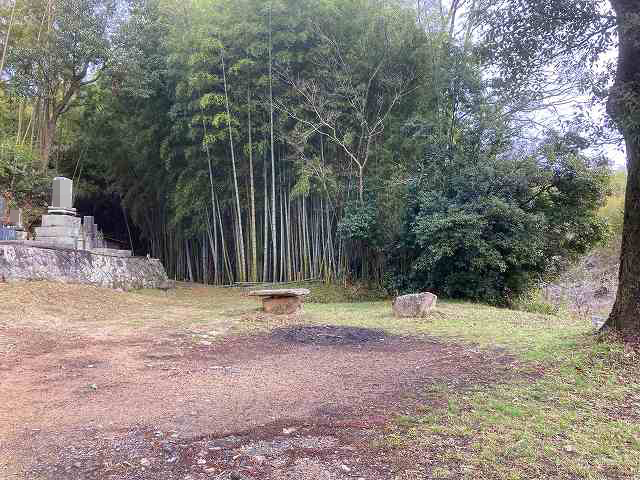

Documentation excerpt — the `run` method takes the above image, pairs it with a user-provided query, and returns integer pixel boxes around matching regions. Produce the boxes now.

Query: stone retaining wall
[0,242,168,290]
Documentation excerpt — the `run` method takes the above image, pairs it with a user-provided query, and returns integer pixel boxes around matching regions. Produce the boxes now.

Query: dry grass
[0,280,253,339]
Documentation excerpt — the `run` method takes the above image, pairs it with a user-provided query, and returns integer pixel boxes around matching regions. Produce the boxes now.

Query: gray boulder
[392,292,437,318]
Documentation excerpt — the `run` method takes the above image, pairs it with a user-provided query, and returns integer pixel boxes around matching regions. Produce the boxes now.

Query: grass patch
[390,348,640,479]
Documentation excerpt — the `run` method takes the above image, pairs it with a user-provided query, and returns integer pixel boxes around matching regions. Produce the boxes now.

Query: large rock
[392,292,437,318]
[0,242,167,290]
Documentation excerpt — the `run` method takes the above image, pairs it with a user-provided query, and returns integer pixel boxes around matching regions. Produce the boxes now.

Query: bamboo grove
[0,0,616,299]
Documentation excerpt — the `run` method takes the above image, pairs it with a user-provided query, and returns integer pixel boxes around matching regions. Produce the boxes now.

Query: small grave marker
[9,208,22,228]
[52,177,73,210]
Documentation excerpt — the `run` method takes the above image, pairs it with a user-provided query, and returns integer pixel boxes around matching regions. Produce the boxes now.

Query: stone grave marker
[51,177,75,213]
[9,208,22,228]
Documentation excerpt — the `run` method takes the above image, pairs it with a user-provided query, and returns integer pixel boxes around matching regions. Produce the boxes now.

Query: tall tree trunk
[202,120,219,283]
[358,165,364,204]
[185,239,194,283]
[605,0,640,335]
[220,49,246,281]
[247,88,257,282]
[269,3,278,281]
[41,117,56,171]
[216,198,233,283]
[262,151,269,281]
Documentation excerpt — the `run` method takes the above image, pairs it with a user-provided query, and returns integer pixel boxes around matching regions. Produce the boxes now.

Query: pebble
[197,458,207,465]
[140,458,151,467]
[282,427,298,435]
[340,464,351,473]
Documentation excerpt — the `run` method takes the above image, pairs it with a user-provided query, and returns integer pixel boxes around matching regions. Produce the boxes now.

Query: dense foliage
[0,0,618,305]
[392,134,610,301]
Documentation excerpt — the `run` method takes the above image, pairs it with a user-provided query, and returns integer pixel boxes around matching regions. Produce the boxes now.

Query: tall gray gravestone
[35,177,80,248]
[9,208,22,227]
[0,197,5,223]
[52,177,74,211]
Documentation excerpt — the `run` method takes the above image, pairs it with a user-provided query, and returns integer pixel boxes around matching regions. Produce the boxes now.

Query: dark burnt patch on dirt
[271,325,386,346]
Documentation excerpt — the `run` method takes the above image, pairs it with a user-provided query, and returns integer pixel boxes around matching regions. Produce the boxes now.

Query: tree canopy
[1,0,631,318]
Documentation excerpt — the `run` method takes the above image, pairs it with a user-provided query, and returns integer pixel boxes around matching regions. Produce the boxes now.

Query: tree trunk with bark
[606,0,640,335]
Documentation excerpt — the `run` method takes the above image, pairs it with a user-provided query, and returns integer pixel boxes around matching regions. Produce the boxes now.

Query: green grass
[302,296,638,480]
[384,349,640,479]
[305,299,588,363]
[137,282,639,478]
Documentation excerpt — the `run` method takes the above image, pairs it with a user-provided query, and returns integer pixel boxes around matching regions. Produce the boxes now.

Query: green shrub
[393,132,610,303]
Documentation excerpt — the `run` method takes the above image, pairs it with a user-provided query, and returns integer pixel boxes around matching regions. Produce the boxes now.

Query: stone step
[41,214,81,228]
[31,238,79,249]
[35,226,81,238]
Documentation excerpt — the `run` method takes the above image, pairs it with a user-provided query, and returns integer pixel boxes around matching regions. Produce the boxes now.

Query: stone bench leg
[262,296,303,315]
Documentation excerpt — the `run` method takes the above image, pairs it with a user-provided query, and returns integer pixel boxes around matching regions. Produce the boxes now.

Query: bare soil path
[0,282,520,480]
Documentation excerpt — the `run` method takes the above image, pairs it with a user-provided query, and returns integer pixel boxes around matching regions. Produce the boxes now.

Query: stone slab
[248,288,311,297]
[52,177,73,209]
[41,214,82,227]
[262,296,303,314]
[47,208,77,215]
[35,226,81,238]
[32,237,79,249]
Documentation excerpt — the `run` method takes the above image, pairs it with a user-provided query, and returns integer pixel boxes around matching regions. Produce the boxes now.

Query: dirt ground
[0,281,520,480]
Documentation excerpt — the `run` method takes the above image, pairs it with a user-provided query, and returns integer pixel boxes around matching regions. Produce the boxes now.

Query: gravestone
[35,177,80,247]
[82,216,95,249]
[9,208,22,228]
[52,177,73,210]
[0,198,5,223]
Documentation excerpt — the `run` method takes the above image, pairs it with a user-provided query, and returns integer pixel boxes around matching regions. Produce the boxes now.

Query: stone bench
[248,288,311,314]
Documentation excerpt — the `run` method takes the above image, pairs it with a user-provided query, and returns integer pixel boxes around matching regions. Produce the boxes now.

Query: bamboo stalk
[220,47,246,281]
